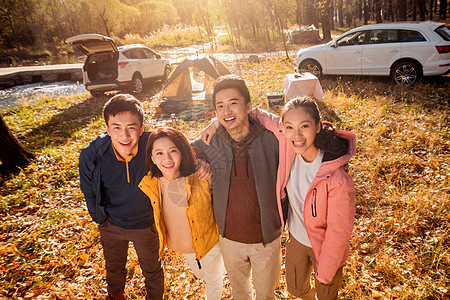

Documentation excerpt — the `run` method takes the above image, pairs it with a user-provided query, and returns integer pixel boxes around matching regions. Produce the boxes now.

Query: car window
[337,31,367,46]
[121,50,134,59]
[130,49,144,59]
[435,25,450,41]
[399,30,427,42]
[142,48,156,59]
[368,29,399,44]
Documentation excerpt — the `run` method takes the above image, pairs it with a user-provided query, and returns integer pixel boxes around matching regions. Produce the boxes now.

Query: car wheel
[163,66,171,82]
[391,61,421,86]
[89,90,105,98]
[131,74,144,94]
[298,60,323,79]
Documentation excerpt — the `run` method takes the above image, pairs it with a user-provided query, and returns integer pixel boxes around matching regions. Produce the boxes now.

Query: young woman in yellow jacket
[139,127,224,300]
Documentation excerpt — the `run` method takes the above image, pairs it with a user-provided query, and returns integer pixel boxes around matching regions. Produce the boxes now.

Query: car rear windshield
[435,25,450,41]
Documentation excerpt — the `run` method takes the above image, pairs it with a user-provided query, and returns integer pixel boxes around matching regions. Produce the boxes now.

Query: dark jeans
[99,219,164,299]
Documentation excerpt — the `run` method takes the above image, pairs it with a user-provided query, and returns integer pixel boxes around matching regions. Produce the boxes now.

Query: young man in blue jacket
[79,94,163,300]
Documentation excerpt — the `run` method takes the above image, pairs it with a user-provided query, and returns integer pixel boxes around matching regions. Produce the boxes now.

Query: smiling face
[215,88,252,141]
[151,137,182,180]
[106,111,144,160]
[283,107,321,162]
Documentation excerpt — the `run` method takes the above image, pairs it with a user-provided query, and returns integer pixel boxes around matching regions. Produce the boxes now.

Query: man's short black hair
[211,74,251,108]
[103,94,144,126]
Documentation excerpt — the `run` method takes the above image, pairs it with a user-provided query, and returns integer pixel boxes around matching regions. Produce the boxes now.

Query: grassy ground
[0,56,449,299]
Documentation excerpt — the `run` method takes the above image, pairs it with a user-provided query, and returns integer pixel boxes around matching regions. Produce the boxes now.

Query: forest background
[1,0,450,66]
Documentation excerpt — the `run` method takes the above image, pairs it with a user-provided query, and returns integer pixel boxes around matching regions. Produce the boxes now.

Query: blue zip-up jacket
[79,131,153,227]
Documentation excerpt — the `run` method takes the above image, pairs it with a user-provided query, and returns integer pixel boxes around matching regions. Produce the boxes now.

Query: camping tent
[162,55,231,100]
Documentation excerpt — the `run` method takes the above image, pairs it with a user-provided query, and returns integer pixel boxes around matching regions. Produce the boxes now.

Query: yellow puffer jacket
[139,173,219,261]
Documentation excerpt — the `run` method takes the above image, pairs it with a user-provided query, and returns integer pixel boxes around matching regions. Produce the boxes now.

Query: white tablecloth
[283,73,324,101]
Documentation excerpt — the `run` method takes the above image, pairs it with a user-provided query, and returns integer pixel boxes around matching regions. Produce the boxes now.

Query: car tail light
[436,45,450,54]
[118,61,129,68]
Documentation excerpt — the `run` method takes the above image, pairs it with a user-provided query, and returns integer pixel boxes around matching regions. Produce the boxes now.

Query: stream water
[0,81,87,110]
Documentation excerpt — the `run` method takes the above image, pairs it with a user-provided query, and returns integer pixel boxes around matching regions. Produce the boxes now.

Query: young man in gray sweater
[192,75,283,300]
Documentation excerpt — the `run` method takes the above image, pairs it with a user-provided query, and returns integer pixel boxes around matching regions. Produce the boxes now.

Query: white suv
[295,22,450,85]
[67,34,171,97]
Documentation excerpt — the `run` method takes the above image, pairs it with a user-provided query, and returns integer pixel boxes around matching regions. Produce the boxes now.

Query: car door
[361,29,402,76]
[142,48,165,78]
[398,29,431,70]
[131,48,151,79]
[324,31,367,75]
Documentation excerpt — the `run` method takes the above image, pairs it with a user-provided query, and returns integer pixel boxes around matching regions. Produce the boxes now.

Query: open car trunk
[84,51,119,83]
[66,34,119,83]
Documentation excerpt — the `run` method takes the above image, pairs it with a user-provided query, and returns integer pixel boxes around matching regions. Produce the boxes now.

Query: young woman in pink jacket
[202,96,356,300]
[253,97,356,300]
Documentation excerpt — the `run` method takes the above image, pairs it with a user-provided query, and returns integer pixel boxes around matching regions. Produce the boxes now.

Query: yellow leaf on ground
[372,291,383,298]
[78,251,88,261]
[276,279,282,288]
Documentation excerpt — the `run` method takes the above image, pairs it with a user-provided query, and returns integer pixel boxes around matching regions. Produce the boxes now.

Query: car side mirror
[331,41,337,48]
[155,54,161,59]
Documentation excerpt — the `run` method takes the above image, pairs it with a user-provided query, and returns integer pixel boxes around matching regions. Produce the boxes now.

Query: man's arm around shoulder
[191,136,210,162]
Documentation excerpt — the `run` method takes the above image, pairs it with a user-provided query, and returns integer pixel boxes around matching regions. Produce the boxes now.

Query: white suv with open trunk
[67,34,171,97]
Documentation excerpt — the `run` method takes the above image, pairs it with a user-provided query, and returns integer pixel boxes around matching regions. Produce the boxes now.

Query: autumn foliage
[0,56,449,299]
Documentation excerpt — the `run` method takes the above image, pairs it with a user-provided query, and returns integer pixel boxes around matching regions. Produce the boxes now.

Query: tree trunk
[358,0,363,20]
[338,0,344,27]
[305,2,317,27]
[321,0,332,42]
[265,0,290,61]
[429,0,433,19]
[296,0,302,25]
[375,0,382,22]
[330,0,335,30]
[385,0,394,21]
[363,0,369,24]
[0,115,35,171]
[418,0,426,20]
[439,0,447,19]
[100,10,110,37]
[412,0,417,20]
[398,0,407,20]
[346,9,353,27]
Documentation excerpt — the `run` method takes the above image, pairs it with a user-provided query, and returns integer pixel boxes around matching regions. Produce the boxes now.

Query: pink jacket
[253,108,356,284]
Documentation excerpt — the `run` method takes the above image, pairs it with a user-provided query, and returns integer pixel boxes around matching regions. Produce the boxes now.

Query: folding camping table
[283,73,324,101]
